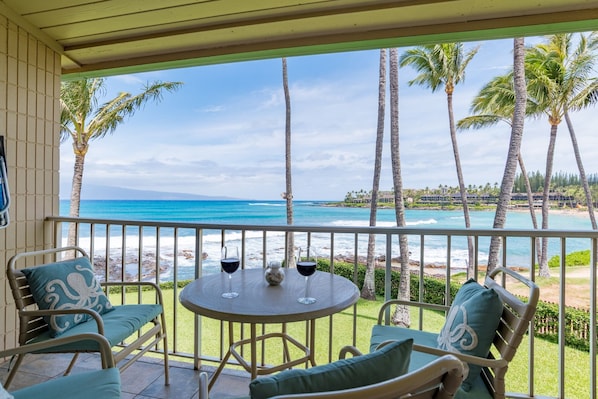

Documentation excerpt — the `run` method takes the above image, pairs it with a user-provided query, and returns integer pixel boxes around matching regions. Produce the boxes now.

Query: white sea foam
[70,227,479,282]
[330,220,397,227]
[330,219,437,227]
[407,219,437,226]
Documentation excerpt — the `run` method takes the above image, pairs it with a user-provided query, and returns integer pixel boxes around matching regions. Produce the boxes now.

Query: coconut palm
[457,39,539,270]
[281,57,295,268]
[399,42,478,277]
[488,38,528,272]
[389,48,411,327]
[362,49,387,300]
[60,78,182,245]
[525,32,598,276]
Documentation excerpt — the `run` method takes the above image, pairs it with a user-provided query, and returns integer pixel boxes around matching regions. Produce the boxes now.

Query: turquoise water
[60,200,595,278]
[62,199,593,229]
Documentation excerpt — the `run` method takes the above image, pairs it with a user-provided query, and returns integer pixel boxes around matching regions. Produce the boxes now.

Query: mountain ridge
[60,184,239,200]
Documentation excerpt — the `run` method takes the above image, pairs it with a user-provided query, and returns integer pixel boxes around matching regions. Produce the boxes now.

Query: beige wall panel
[36,67,44,93]
[0,16,61,350]
[0,54,6,83]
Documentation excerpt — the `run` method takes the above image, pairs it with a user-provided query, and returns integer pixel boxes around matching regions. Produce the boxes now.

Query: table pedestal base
[208,323,316,392]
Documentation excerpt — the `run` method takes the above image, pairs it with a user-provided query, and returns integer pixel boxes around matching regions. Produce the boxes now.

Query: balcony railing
[46,215,598,399]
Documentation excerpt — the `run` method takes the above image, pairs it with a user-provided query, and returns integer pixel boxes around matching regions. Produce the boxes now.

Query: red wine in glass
[297,247,317,304]
[297,261,317,277]
[221,258,240,274]
[221,246,240,298]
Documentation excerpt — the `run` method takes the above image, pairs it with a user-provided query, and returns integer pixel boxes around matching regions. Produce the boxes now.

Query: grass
[111,286,592,399]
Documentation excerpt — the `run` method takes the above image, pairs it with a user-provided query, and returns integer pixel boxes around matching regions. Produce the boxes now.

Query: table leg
[208,348,233,392]
[250,323,257,379]
[282,323,291,364]
[309,319,317,367]
[208,321,235,392]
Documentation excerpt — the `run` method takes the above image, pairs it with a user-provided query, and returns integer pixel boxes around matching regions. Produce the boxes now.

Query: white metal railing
[46,216,598,399]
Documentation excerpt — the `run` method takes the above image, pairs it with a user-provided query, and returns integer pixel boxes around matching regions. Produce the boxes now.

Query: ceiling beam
[62,8,598,78]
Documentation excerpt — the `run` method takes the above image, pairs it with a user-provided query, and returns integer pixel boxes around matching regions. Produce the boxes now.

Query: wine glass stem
[304,276,309,298]
[229,274,233,293]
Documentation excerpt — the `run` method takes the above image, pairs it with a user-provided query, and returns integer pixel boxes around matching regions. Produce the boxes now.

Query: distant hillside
[60,184,239,200]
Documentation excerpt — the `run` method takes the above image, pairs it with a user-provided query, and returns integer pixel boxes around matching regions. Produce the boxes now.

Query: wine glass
[296,246,317,304]
[221,246,240,298]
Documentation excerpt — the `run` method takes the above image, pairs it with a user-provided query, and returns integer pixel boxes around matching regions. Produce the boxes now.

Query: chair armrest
[0,333,115,369]
[198,372,209,399]
[101,281,165,305]
[411,343,508,369]
[338,345,363,359]
[377,300,448,324]
[20,308,105,335]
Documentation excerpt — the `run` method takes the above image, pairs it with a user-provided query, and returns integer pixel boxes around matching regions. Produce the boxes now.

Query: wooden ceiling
[2,0,598,78]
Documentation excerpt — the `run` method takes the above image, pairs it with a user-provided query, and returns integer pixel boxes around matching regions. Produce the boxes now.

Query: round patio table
[179,268,359,390]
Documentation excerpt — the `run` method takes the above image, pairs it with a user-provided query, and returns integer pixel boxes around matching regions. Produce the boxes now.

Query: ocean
[60,200,595,280]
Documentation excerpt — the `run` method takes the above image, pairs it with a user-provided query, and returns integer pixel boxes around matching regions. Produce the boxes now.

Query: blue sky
[59,36,597,201]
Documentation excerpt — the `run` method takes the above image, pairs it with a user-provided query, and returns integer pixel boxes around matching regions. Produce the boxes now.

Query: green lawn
[113,289,592,399]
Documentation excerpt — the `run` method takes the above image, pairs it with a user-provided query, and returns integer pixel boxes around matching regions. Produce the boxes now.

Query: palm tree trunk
[446,92,475,276]
[362,49,386,300]
[67,151,86,247]
[388,48,410,328]
[564,110,597,229]
[518,153,542,266]
[540,124,558,277]
[282,58,295,267]
[487,38,527,272]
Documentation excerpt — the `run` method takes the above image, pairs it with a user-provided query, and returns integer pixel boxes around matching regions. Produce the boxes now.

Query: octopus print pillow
[22,257,114,336]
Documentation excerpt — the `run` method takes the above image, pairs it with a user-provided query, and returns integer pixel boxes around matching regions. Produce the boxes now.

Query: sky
[59,35,598,201]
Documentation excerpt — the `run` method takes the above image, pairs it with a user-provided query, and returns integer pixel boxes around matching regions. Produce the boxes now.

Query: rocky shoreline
[92,250,208,281]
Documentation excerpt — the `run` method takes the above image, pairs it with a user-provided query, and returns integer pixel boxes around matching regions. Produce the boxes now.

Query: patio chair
[366,267,539,399]
[4,246,169,388]
[0,332,120,399]
[198,338,464,399]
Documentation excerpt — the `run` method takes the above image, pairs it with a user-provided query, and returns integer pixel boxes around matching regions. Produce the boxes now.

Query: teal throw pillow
[22,257,114,337]
[249,338,413,399]
[437,279,503,391]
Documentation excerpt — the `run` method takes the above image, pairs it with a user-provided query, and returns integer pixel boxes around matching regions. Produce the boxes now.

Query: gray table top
[179,268,360,324]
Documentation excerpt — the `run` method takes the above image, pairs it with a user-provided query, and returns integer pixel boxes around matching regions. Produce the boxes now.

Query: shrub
[548,250,590,268]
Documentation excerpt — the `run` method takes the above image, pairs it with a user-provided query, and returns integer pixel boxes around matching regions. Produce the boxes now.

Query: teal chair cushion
[437,279,503,391]
[12,367,120,399]
[28,304,163,350]
[370,324,438,352]
[370,325,492,399]
[249,338,413,399]
[22,257,114,337]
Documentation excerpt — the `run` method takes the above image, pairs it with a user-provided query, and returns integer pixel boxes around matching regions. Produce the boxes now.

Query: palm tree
[525,33,598,276]
[281,57,295,268]
[399,43,479,277]
[457,40,540,270]
[488,38,528,272]
[362,49,387,300]
[389,48,411,327]
[60,78,182,245]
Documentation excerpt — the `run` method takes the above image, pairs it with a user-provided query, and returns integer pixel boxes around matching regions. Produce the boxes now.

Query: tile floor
[0,352,251,399]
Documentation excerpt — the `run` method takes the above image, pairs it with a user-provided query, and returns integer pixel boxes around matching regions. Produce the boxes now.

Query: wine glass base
[297,297,316,305]
[222,292,239,299]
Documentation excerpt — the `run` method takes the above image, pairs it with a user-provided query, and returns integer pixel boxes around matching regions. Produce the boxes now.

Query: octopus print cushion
[436,279,503,391]
[22,257,114,336]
